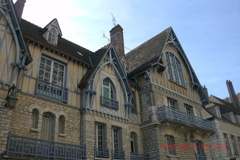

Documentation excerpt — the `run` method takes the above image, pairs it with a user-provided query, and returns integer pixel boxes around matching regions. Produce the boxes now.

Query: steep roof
[211,96,240,115]
[79,44,110,87]
[126,27,171,74]
[20,19,93,67]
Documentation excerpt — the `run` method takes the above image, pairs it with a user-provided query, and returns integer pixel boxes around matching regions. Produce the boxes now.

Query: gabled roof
[210,95,240,115]
[78,44,110,87]
[20,19,93,67]
[125,27,208,104]
[126,27,171,74]
[39,18,62,36]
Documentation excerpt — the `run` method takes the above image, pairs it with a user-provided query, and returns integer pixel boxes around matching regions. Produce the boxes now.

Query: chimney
[110,24,125,59]
[226,80,240,109]
[202,85,209,102]
[14,0,26,21]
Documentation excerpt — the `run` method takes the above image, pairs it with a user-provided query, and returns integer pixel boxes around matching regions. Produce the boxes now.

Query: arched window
[31,109,39,129]
[130,132,138,154]
[59,115,65,134]
[48,28,57,44]
[101,78,118,109]
[102,78,115,100]
[166,52,185,87]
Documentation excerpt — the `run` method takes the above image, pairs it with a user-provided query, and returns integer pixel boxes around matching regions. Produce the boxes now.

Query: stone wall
[7,92,81,145]
[81,110,143,160]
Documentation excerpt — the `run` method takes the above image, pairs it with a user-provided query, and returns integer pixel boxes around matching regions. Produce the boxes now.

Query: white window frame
[48,28,57,44]
[39,55,66,87]
[102,78,115,100]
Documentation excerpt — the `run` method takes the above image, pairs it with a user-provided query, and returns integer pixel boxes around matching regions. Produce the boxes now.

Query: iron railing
[100,95,118,109]
[130,153,150,160]
[36,78,68,103]
[112,150,125,159]
[158,106,213,131]
[6,134,86,159]
[196,154,207,160]
[94,147,109,158]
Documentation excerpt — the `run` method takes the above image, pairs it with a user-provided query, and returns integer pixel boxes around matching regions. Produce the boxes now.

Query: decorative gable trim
[39,18,62,45]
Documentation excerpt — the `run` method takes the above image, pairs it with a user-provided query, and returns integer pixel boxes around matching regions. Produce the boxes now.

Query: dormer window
[48,28,57,44]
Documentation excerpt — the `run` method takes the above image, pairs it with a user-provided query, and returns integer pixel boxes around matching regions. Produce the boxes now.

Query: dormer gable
[40,18,62,45]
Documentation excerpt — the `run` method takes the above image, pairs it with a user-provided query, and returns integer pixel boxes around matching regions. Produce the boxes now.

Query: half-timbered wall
[19,42,86,107]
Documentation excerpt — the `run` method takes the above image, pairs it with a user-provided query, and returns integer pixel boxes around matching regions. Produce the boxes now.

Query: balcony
[6,134,86,159]
[100,95,119,110]
[36,78,68,103]
[130,153,150,160]
[94,147,109,158]
[112,150,125,159]
[158,106,213,131]
[196,154,207,160]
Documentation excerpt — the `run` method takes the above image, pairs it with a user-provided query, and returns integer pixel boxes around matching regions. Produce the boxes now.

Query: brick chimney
[226,80,240,109]
[110,24,125,59]
[202,85,209,102]
[14,0,26,21]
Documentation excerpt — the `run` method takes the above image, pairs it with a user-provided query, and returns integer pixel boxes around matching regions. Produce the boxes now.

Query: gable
[79,44,134,105]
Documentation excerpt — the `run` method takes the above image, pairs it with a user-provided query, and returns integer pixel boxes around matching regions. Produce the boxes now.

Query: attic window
[48,28,57,44]
[77,51,83,56]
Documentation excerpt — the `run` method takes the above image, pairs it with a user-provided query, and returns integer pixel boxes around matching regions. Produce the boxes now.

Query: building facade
[0,0,214,160]
[202,81,240,160]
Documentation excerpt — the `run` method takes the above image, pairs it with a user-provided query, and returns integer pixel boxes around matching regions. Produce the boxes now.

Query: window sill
[30,128,39,132]
[58,133,66,137]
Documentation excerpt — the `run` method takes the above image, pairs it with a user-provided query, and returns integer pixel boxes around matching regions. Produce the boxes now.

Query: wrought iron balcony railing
[130,153,150,160]
[36,78,68,103]
[196,154,207,160]
[94,147,109,158]
[158,106,213,131]
[112,150,125,159]
[6,134,86,159]
[100,95,119,109]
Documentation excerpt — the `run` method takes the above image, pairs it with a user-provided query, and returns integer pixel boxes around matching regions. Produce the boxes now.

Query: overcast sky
[15,0,240,99]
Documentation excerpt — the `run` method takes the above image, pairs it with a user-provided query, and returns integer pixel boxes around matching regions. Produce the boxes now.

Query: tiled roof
[126,27,171,74]
[20,19,93,67]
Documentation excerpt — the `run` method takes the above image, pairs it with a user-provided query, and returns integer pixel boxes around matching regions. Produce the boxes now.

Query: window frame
[223,133,231,156]
[166,52,185,87]
[166,135,176,155]
[58,115,65,135]
[112,127,122,152]
[231,135,238,155]
[96,123,107,151]
[130,132,138,154]
[38,54,66,87]
[31,109,39,129]
[48,28,57,44]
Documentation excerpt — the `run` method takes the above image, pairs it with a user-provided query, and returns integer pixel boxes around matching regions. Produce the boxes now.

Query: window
[102,78,115,100]
[195,141,206,157]
[131,91,137,114]
[130,132,138,154]
[101,78,118,109]
[59,115,65,134]
[231,135,238,155]
[166,135,176,155]
[39,56,65,87]
[238,137,240,152]
[166,52,185,87]
[37,55,67,102]
[223,133,231,156]
[48,28,57,44]
[31,109,39,129]
[167,98,177,110]
[112,127,123,159]
[95,123,108,158]
[185,105,194,115]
